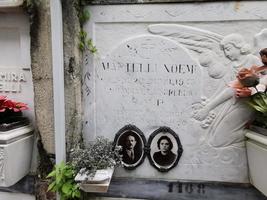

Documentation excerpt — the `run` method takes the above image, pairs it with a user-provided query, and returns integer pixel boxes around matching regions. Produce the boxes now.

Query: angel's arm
[193,87,234,121]
[206,87,235,109]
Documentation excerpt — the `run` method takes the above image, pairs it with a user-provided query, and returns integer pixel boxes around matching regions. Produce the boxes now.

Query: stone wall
[31,0,83,155]
[31,0,54,154]
[62,0,83,154]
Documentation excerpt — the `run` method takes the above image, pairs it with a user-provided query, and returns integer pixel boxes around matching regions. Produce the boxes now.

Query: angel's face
[223,44,240,61]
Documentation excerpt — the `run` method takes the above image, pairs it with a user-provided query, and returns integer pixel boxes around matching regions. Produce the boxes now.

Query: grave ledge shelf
[89,0,256,5]
[77,168,114,193]
[246,129,267,197]
[85,178,267,200]
[0,175,35,195]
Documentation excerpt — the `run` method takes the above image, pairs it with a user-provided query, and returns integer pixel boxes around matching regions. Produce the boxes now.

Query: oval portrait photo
[148,127,183,172]
[114,124,146,170]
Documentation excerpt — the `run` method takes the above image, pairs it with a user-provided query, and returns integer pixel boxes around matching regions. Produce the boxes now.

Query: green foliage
[75,0,97,54]
[247,92,267,114]
[47,162,81,200]
[23,0,37,8]
[253,112,267,128]
[78,30,97,53]
[79,9,90,26]
[247,92,267,128]
[70,136,122,176]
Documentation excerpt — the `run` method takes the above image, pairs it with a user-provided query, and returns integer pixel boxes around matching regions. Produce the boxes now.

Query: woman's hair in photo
[157,135,173,150]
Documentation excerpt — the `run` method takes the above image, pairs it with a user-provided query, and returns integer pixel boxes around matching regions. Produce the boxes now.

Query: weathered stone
[62,0,83,153]
[31,0,83,155]
[30,0,54,154]
[35,179,56,200]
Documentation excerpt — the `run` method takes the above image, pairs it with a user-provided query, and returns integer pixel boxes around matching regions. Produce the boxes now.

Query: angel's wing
[254,29,267,54]
[148,24,223,54]
[148,24,227,79]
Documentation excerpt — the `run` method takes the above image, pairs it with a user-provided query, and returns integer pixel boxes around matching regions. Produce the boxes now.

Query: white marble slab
[0,12,34,122]
[83,1,267,182]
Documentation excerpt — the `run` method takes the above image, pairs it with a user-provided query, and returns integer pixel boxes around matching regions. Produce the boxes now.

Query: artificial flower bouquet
[229,65,267,129]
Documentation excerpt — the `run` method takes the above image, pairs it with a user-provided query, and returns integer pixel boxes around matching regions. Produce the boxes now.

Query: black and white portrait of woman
[153,135,176,166]
[148,127,183,172]
[114,124,146,170]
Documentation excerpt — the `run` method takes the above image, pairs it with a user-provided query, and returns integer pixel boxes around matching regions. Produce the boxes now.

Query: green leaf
[79,30,87,41]
[247,92,267,114]
[47,181,56,191]
[79,9,90,25]
[79,42,85,51]
[47,170,56,178]
[62,182,73,195]
[45,162,80,199]
[64,169,73,178]
[72,189,81,198]
[56,173,63,184]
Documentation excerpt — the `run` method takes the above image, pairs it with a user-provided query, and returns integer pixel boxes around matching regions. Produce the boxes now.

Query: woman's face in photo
[159,139,170,153]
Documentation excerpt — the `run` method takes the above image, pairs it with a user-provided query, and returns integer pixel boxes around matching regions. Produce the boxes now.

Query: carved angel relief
[148,24,267,147]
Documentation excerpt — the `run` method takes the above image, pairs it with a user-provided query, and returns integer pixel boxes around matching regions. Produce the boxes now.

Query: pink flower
[14,102,29,112]
[229,67,259,89]
[0,96,6,101]
[2,99,29,112]
[0,96,7,112]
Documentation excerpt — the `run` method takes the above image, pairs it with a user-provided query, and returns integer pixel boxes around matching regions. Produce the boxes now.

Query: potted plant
[47,136,122,196]
[229,48,267,196]
[47,162,81,200]
[227,49,267,134]
[246,93,267,135]
[0,95,29,131]
[0,95,33,187]
[70,136,122,193]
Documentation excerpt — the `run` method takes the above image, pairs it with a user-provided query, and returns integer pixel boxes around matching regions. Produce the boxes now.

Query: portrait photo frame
[147,126,183,172]
[114,124,146,170]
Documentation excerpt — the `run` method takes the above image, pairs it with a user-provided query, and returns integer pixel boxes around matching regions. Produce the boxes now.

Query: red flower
[14,102,29,112]
[0,96,6,101]
[0,98,29,112]
[0,96,7,112]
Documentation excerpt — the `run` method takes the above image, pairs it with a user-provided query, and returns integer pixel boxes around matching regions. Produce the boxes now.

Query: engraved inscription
[0,71,27,93]
[100,61,198,106]
[91,35,202,135]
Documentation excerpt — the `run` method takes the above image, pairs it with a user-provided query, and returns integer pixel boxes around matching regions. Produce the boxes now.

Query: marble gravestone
[0,12,34,121]
[0,11,34,187]
[83,1,267,183]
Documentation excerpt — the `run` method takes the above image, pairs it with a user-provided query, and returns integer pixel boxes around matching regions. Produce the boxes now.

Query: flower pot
[0,124,34,187]
[246,129,267,197]
[75,168,114,193]
[0,110,29,131]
